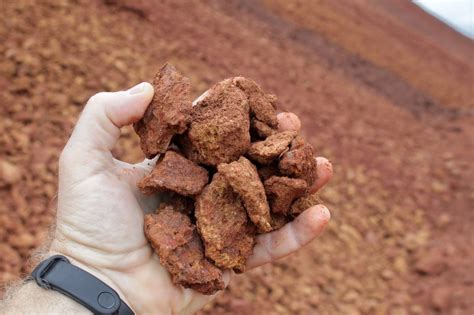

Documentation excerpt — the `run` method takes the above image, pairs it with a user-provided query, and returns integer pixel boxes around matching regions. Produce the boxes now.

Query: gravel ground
[1,1,473,314]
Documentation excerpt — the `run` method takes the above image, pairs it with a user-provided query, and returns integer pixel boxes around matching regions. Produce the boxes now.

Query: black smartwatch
[28,255,134,315]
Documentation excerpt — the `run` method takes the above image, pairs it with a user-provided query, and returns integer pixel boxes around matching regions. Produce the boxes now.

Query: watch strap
[29,255,133,315]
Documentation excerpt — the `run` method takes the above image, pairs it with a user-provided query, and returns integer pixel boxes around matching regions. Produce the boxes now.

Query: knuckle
[87,92,108,106]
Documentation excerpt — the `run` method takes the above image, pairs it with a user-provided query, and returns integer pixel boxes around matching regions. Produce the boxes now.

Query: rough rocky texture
[2,1,473,313]
[290,193,322,215]
[179,80,251,166]
[218,157,273,233]
[157,195,195,217]
[233,77,278,128]
[144,208,224,295]
[247,131,297,165]
[195,173,255,272]
[250,119,277,139]
[133,64,192,158]
[264,176,308,214]
[257,162,280,182]
[137,151,208,196]
[270,213,289,231]
[279,141,318,186]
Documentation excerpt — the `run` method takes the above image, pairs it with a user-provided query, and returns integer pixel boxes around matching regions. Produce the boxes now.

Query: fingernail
[320,205,331,221]
[128,82,148,95]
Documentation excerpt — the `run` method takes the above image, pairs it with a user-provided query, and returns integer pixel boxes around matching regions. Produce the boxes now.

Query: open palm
[49,82,332,314]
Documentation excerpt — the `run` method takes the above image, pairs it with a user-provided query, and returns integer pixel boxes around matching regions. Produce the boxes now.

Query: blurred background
[1,0,473,314]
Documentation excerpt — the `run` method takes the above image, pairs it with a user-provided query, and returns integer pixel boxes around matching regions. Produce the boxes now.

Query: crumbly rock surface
[134,64,192,158]
[144,208,224,294]
[290,193,322,215]
[195,173,255,272]
[233,77,278,128]
[247,131,297,165]
[279,140,317,186]
[137,151,209,196]
[218,157,273,233]
[179,79,251,166]
[264,176,308,214]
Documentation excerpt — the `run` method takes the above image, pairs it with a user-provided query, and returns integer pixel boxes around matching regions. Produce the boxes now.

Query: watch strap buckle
[31,255,70,289]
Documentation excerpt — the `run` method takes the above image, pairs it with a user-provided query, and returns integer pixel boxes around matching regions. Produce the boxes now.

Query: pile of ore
[135,64,320,294]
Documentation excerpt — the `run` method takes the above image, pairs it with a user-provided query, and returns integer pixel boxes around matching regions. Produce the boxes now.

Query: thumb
[60,82,154,176]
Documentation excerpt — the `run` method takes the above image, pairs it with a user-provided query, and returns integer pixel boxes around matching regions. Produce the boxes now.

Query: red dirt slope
[264,0,474,110]
[1,0,473,314]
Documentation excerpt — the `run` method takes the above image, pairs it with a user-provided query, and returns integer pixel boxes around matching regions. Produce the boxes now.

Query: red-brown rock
[144,208,224,295]
[179,79,251,166]
[264,176,308,214]
[134,64,192,158]
[195,173,255,272]
[138,151,208,196]
[218,157,273,233]
[247,131,297,165]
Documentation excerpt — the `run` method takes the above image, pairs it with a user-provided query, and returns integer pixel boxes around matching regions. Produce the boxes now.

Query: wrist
[1,280,90,314]
[44,249,134,313]
[46,242,171,315]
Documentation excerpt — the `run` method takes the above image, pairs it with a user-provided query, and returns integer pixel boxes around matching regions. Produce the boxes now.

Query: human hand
[49,82,332,314]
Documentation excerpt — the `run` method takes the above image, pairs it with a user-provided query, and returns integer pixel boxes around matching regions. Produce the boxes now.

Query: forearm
[1,281,89,315]
[0,249,129,315]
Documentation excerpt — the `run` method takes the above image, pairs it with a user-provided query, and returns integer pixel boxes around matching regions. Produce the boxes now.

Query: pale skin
[0,82,333,315]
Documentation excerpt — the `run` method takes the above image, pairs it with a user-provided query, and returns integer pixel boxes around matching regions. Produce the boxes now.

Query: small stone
[247,131,297,165]
[414,248,447,276]
[436,213,452,228]
[251,118,277,139]
[195,173,255,272]
[144,208,224,295]
[264,176,307,214]
[8,233,36,248]
[0,160,21,184]
[290,193,321,215]
[381,269,394,280]
[431,180,448,193]
[134,64,192,158]
[138,151,208,196]
[279,141,317,186]
[430,286,452,311]
[233,77,278,127]
[218,157,272,233]
[180,79,251,166]
[393,256,408,274]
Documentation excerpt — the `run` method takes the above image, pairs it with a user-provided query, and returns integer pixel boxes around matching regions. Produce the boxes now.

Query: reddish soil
[1,0,473,314]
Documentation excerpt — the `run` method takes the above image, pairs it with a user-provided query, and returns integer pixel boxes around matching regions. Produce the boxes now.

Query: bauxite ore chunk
[179,79,251,166]
[156,195,194,217]
[264,176,308,214]
[250,118,277,139]
[270,213,289,231]
[279,138,318,186]
[137,151,208,196]
[290,193,322,215]
[257,162,280,181]
[233,77,278,128]
[195,173,255,272]
[218,157,273,233]
[144,208,224,295]
[133,64,192,158]
[247,131,297,165]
